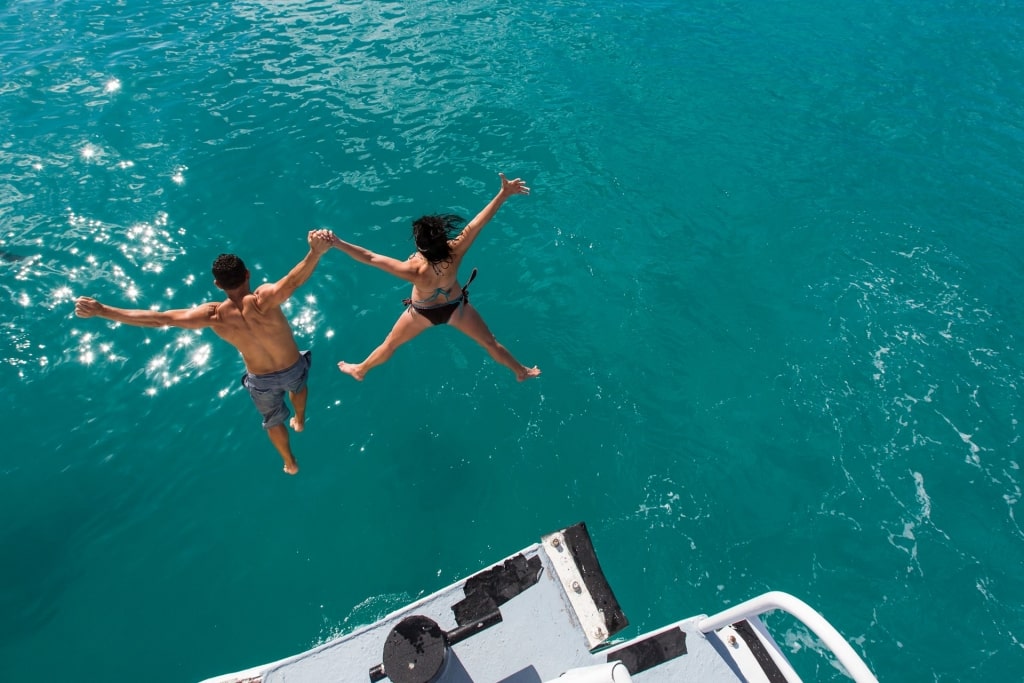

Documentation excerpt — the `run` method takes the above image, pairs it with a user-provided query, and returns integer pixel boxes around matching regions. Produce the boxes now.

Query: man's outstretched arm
[256,229,333,308]
[75,296,217,329]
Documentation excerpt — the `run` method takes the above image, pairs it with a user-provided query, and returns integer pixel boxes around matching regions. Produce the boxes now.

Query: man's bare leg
[266,423,299,474]
[450,303,541,381]
[339,309,429,381]
[289,385,308,432]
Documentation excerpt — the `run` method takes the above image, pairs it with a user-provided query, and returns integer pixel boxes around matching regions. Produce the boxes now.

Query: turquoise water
[2,1,1023,680]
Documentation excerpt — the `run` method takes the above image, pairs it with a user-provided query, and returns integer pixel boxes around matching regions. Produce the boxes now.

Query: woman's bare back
[407,245,466,303]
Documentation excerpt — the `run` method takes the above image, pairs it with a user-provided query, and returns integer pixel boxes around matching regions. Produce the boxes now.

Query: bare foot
[283,459,299,475]
[337,361,365,381]
[289,416,304,432]
[517,366,542,382]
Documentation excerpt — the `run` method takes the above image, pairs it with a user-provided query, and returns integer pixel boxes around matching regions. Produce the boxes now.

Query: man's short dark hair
[212,253,247,290]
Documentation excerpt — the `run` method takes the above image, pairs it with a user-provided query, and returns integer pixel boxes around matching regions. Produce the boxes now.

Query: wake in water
[788,221,1024,675]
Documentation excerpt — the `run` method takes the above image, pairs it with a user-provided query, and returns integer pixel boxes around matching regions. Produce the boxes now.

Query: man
[74,229,334,475]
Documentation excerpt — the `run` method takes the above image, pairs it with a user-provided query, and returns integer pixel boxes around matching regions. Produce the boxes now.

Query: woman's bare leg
[450,303,540,381]
[339,308,430,381]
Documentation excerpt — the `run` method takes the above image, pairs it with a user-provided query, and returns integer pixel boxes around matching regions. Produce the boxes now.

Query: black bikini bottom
[410,297,463,326]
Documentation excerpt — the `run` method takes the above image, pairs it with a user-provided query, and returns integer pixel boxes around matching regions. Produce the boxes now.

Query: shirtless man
[74,229,334,475]
[330,172,541,382]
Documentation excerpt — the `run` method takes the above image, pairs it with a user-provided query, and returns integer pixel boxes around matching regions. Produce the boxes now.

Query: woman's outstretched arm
[329,234,419,283]
[451,173,530,257]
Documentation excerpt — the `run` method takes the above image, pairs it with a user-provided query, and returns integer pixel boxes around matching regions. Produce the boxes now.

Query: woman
[330,172,541,382]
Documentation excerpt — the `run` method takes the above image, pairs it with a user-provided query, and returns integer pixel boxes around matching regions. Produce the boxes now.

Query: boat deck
[203,523,874,683]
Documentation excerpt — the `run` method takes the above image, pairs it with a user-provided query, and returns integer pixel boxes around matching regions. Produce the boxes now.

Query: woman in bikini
[329,172,541,382]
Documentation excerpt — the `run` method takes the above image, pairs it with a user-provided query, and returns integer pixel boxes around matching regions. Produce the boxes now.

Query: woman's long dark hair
[412,214,463,264]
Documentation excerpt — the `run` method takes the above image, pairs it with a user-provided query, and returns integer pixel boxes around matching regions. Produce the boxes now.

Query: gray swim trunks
[240,350,311,429]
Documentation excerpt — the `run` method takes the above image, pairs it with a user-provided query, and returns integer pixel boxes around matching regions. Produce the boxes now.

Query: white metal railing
[696,591,879,683]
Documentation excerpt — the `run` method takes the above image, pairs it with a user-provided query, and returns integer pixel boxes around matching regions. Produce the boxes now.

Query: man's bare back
[207,288,303,375]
